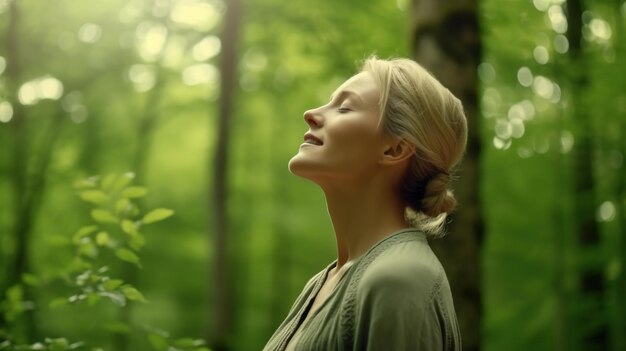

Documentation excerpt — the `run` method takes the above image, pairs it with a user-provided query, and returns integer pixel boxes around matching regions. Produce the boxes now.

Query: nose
[303,108,323,128]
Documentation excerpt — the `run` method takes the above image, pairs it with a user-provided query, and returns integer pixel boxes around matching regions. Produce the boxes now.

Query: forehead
[332,72,380,106]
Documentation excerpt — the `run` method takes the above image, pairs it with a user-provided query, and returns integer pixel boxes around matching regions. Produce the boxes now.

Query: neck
[320,177,408,270]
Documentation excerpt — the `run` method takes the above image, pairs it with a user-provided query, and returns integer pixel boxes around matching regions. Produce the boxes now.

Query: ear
[380,138,414,165]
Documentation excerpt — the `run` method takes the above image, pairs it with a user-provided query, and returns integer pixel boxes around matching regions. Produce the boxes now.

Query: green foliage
[0,175,205,351]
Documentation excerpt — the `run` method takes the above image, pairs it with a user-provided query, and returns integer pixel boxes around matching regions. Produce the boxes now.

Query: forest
[0,0,624,350]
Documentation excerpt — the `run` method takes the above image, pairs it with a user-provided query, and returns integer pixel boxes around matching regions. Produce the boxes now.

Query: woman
[264,57,467,351]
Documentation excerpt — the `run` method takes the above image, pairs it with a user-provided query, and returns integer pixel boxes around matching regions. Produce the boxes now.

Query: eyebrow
[329,90,364,104]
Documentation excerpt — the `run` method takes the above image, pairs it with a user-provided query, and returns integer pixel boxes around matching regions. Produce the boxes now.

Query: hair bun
[420,172,456,217]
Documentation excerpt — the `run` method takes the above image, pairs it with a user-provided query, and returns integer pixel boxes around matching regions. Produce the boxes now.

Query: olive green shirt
[263,229,461,351]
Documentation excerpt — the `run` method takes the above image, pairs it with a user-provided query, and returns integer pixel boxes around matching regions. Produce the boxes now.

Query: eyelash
[338,107,351,113]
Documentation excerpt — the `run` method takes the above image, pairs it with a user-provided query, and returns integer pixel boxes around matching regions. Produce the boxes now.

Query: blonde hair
[361,57,467,236]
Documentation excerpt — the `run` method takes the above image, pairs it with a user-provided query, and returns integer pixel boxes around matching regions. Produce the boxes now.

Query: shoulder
[357,238,445,303]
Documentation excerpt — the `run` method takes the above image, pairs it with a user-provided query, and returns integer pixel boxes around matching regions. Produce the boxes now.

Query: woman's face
[288,71,388,183]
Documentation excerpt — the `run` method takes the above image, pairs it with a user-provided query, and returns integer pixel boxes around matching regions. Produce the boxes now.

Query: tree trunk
[411,1,482,350]
[565,0,609,349]
[211,0,242,349]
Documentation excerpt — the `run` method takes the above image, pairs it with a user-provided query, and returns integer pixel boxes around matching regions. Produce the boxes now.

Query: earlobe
[381,139,414,165]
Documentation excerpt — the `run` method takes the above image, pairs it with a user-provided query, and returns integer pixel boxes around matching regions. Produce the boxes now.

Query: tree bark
[211,0,242,349]
[565,0,609,349]
[411,1,482,350]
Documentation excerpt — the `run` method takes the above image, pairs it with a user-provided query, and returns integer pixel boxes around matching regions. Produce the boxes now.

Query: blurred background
[0,0,624,350]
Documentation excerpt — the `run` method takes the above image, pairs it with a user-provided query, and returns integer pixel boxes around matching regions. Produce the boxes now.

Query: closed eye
[338,107,351,113]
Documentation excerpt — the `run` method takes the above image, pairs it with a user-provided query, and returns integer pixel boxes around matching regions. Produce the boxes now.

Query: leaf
[129,234,146,251]
[142,208,174,224]
[49,298,69,308]
[91,209,117,224]
[101,174,117,190]
[148,333,168,351]
[103,279,124,291]
[78,241,98,258]
[103,321,130,334]
[115,198,130,215]
[172,338,205,348]
[95,231,110,246]
[98,291,126,307]
[121,220,137,236]
[22,274,40,287]
[73,176,98,190]
[115,248,141,267]
[113,172,135,190]
[72,226,98,244]
[121,285,147,303]
[79,190,108,204]
[86,292,101,306]
[122,186,148,199]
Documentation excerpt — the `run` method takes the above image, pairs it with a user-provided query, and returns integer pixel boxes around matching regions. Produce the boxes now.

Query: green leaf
[101,174,117,190]
[172,338,205,348]
[86,292,101,306]
[121,285,147,303]
[103,279,124,291]
[129,233,146,251]
[142,208,174,224]
[122,186,148,199]
[91,209,117,224]
[49,298,69,308]
[115,248,141,266]
[74,177,98,190]
[121,220,138,236]
[79,190,108,204]
[113,172,135,190]
[95,231,110,246]
[115,198,131,215]
[104,321,131,334]
[98,291,126,307]
[148,333,168,351]
[78,241,98,258]
[22,274,40,287]
[73,225,98,244]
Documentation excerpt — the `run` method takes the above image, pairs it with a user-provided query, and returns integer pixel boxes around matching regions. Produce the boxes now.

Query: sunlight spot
[560,130,574,154]
[550,82,561,103]
[533,46,550,64]
[493,137,511,150]
[18,82,38,105]
[482,88,501,118]
[554,34,569,53]
[243,48,268,72]
[240,72,261,92]
[548,5,568,34]
[78,23,102,43]
[0,56,5,75]
[589,18,612,41]
[532,75,554,99]
[39,76,64,100]
[520,100,536,120]
[396,0,408,11]
[517,147,534,159]
[495,118,512,139]
[182,63,218,86]
[70,105,88,124]
[533,0,550,11]
[170,0,221,31]
[507,104,525,120]
[0,101,13,123]
[606,259,621,281]
[62,92,88,124]
[136,22,168,62]
[0,0,8,13]
[129,64,156,92]
[597,201,616,222]
[533,138,550,154]
[18,76,64,105]
[118,0,143,23]
[510,118,525,138]
[603,47,616,63]
[478,62,496,83]
[517,67,533,87]
[193,36,221,61]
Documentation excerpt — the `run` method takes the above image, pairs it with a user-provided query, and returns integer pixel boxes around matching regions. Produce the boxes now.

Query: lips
[303,132,323,146]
